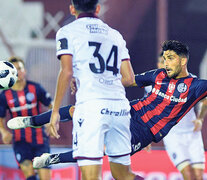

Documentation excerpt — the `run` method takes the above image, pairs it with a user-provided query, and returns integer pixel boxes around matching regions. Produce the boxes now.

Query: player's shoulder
[188,73,197,79]
[157,68,166,73]
[0,87,13,95]
[0,89,6,96]
[193,77,207,84]
[0,88,10,100]
[187,73,203,82]
[26,80,41,87]
[187,73,207,87]
[110,27,124,40]
[56,21,77,37]
[56,25,70,37]
[149,68,166,77]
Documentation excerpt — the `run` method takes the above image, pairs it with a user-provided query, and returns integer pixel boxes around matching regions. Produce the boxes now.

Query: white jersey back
[56,17,129,104]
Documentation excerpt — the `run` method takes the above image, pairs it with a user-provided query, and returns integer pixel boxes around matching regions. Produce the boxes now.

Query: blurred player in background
[49,0,139,179]
[145,52,207,180]
[163,99,207,180]
[0,57,53,180]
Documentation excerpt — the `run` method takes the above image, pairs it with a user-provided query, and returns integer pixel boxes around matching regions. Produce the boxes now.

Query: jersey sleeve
[195,79,207,100]
[135,69,158,88]
[56,27,74,60]
[0,93,7,118]
[120,37,130,61]
[36,84,52,106]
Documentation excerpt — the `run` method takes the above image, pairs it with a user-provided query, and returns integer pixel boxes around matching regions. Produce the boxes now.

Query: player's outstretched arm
[7,105,74,130]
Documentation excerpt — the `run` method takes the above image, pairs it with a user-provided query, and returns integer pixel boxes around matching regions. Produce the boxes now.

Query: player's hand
[193,118,203,131]
[49,111,60,139]
[144,144,152,152]
[2,130,12,144]
[69,106,75,118]
[70,78,77,95]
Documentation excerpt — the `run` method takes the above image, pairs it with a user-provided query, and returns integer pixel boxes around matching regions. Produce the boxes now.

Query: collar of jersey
[78,13,98,19]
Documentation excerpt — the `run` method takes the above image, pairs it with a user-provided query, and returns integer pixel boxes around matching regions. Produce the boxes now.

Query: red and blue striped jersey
[131,69,207,142]
[0,81,52,144]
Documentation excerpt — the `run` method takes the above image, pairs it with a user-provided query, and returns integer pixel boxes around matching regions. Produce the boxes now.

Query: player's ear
[95,4,101,15]
[69,5,76,16]
[181,57,187,66]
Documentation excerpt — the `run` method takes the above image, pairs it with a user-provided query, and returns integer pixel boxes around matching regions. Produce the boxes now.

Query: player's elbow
[122,75,135,87]
[60,68,73,80]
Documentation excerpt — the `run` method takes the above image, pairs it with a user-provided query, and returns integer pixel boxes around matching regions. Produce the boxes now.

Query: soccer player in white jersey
[146,53,207,180]
[163,102,206,180]
[49,0,140,179]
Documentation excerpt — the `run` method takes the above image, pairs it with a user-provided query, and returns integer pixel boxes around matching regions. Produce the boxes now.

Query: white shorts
[72,99,131,163]
[163,131,205,171]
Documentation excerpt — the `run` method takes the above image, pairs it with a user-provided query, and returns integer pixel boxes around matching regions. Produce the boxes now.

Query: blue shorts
[13,141,50,166]
[130,107,155,155]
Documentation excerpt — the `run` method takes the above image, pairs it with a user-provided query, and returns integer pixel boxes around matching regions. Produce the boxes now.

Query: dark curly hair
[162,40,189,60]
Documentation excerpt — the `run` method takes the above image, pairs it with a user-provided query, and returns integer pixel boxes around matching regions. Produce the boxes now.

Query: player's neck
[77,12,98,19]
[175,69,189,79]
[11,80,26,91]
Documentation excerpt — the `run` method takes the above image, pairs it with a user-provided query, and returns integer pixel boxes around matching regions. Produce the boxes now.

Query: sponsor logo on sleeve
[57,38,68,51]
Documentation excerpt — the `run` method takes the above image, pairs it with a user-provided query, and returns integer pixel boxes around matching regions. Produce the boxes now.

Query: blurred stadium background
[0,0,207,179]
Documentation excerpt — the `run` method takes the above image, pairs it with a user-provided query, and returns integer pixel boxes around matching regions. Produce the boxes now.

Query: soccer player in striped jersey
[0,57,53,180]
[145,51,207,180]
[8,40,207,177]
[131,40,207,146]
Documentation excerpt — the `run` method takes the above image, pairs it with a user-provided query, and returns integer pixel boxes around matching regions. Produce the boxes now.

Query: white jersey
[145,86,197,133]
[56,16,129,104]
[166,107,196,133]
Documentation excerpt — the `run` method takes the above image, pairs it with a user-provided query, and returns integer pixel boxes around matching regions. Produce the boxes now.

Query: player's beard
[168,65,182,79]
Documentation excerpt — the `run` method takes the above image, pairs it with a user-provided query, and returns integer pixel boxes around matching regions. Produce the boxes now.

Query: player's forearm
[130,79,138,87]
[53,69,73,112]
[121,76,135,87]
[120,60,135,87]
[198,100,207,121]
